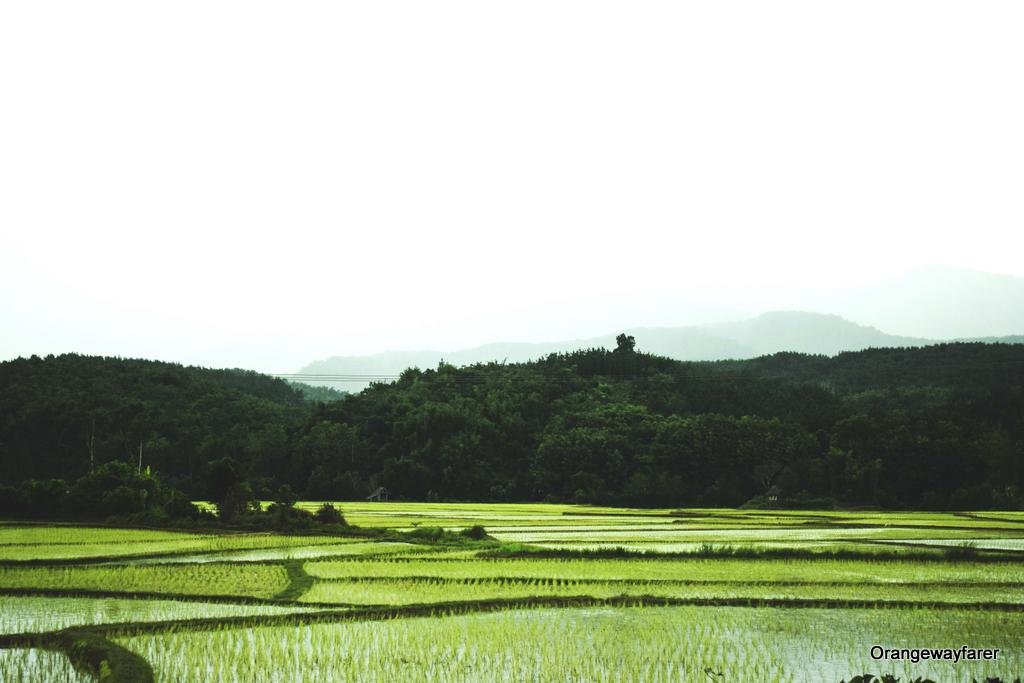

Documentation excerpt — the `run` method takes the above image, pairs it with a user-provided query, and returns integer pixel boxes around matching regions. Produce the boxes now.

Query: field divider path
[953,512,1024,525]
[0,628,154,683]
[275,560,315,601]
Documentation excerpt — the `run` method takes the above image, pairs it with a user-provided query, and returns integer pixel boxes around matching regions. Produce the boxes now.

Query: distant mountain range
[298,266,1024,390]
[298,309,1024,389]
[829,265,1024,339]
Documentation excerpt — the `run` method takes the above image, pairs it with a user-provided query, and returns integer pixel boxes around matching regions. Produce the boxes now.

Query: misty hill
[834,265,1024,339]
[298,266,1024,390]
[706,311,932,356]
[298,311,940,388]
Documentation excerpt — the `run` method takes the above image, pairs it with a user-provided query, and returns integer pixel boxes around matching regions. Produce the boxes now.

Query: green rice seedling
[315,503,1024,532]
[880,539,1024,552]
[123,541,415,565]
[488,527,1012,544]
[296,576,1024,607]
[304,557,1024,585]
[319,575,1023,606]
[0,563,289,598]
[0,529,364,562]
[508,541,948,557]
[0,595,317,635]
[0,526,208,546]
[2,505,1021,682]
[0,648,91,683]
[116,606,1024,682]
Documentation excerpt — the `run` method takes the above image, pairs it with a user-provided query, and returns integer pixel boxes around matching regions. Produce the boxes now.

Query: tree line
[1,340,1022,510]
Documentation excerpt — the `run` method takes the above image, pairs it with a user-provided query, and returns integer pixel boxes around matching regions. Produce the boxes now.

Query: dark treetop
[1,342,1022,510]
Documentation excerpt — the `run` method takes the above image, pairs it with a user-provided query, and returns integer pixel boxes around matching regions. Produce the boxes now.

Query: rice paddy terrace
[3,504,1024,681]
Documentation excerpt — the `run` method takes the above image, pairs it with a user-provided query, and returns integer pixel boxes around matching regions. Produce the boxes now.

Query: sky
[2,1,1023,372]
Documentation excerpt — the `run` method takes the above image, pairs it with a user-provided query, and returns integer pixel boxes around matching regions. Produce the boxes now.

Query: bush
[0,463,203,525]
[163,488,204,520]
[69,462,156,517]
[274,485,298,509]
[459,525,489,540]
[405,526,445,543]
[313,503,346,525]
[264,502,315,530]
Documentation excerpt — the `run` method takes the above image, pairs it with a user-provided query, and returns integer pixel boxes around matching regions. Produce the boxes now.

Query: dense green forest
[288,381,348,403]
[1,341,1022,509]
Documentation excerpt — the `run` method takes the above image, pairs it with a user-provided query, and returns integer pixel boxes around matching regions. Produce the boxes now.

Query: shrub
[313,503,347,525]
[163,488,204,521]
[69,462,156,516]
[274,485,298,509]
[99,485,148,517]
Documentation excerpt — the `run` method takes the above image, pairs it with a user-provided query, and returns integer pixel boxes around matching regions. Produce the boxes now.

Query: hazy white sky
[2,1,1023,371]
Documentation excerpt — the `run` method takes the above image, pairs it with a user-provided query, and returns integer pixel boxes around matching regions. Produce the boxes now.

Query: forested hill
[717,343,1024,392]
[2,344,1023,510]
[0,354,311,492]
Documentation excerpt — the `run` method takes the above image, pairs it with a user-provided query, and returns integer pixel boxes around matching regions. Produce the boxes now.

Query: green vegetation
[116,606,1024,682]
[2,503,1023,680]
[0,526,208,546]
[0,563,289,598]
[0,456,355,538]
[0,461,207,525]
[298,576,1024,607]
[0,595,311,635]
[123,541,414,564]
[303,555,1024,583]
[3,344,1023,509]
[0,526,362,562]
[288,382,348,403]
[0,354,308,497]
[61,629,153,683]
[0,648,92,682]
